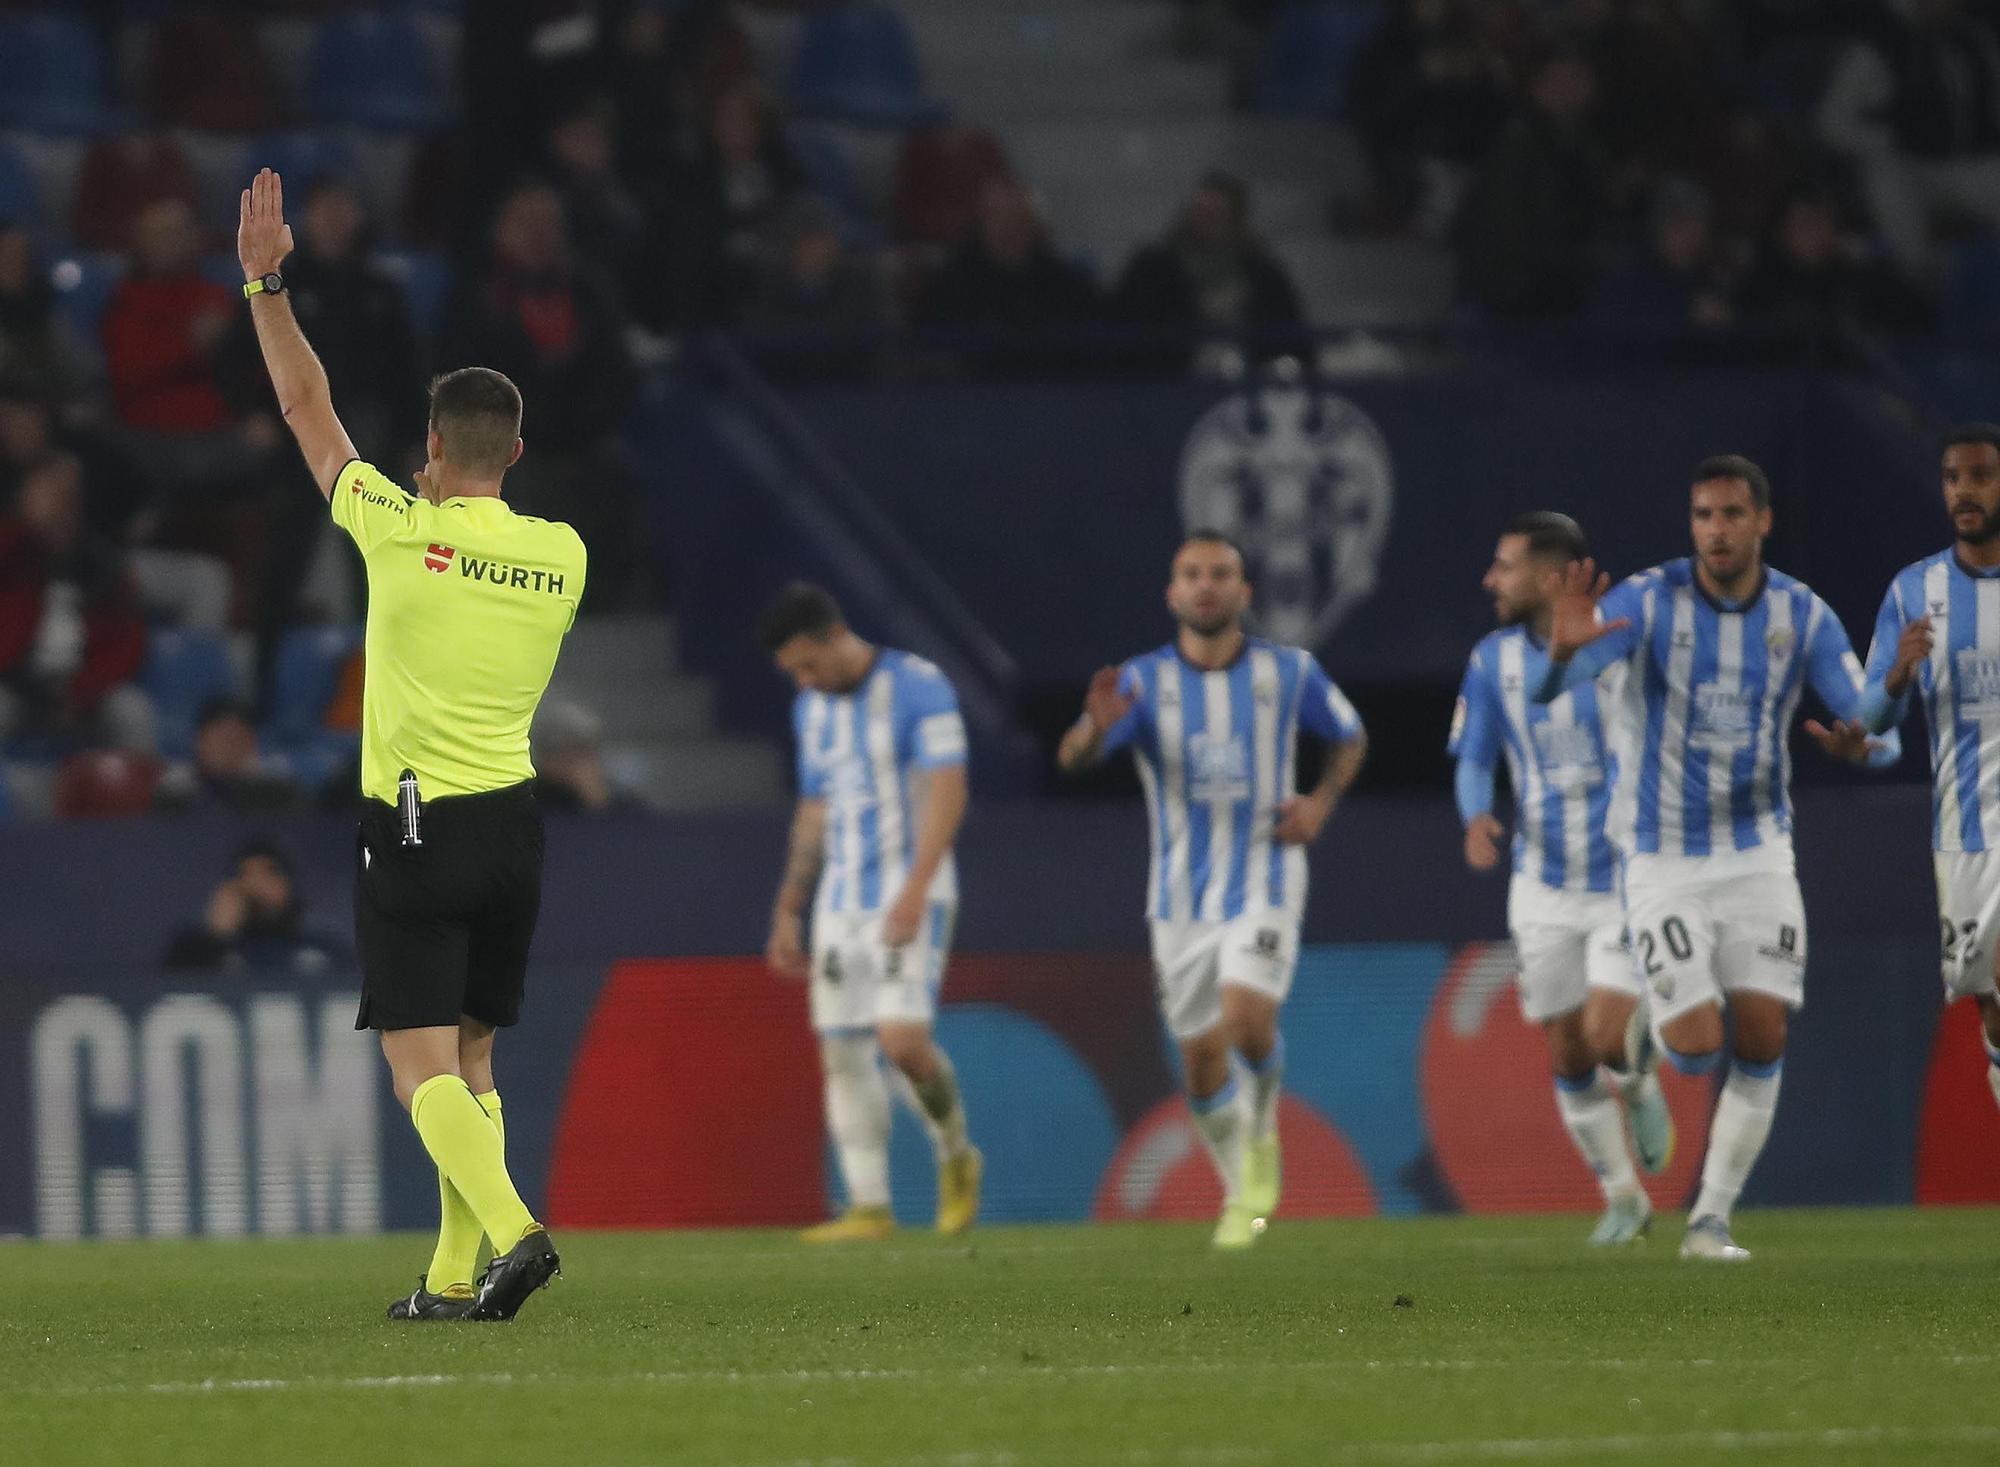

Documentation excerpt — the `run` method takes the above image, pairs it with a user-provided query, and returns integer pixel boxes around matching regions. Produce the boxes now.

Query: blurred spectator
[161,838,344,974]
[1456,48,1611,319]
[741,199,886,375]
[1348,0,1513,237]
[155,700,306,815]
[545,97,648,284]
[0,382,228,631]
[447,181,634,454]
[100,199,261,500]
[1568,0,1725,177]
[0,224,92,407]
[1819,0,2000,278]
[1740,192,1932,342]
[69,135,200,256]
[1113,172,1302,357]
[532,701,639,813]
[1592,178,1738,336]
[0,452,151,752]
[447,181,640,605]
[638,78,809,331]
[918,178,1103,372]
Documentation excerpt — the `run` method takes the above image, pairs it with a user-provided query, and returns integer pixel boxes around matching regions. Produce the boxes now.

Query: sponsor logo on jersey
[457,554,568,596]
[423,543,455,574]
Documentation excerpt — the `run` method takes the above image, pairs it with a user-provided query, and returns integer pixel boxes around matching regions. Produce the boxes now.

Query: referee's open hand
[238,167,295,280]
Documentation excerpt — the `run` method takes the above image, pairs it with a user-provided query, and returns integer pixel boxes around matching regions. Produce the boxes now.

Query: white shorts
[1148,911,1301,1042]
[809,901,956,1034]
[1507,875,1637,1023]
[1622,853,1806,1028]
[1936,850,2000,1001]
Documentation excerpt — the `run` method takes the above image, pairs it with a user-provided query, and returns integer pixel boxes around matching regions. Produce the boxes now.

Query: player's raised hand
[1804,718,1877,765]
[1547,557,1630,663]
[1083,666,1134,733]
[1463,812,1505,871]
[765,912,809,979]
[237,167,294,280]
[1885,615,1934,696]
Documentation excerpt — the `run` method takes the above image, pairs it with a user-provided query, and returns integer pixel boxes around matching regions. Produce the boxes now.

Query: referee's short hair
[756,582,845,653]
[1503,511,1588,564]
[1944,423,2000,457]
[429,367,522,476]
[1692,453,1772,510]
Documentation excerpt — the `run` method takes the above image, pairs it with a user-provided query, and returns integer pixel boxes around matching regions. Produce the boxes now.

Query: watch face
[262,274,284,294]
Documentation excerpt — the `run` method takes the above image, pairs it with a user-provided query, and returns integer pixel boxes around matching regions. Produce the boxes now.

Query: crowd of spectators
[1328,0,2000,340]
[5,0,2000,823]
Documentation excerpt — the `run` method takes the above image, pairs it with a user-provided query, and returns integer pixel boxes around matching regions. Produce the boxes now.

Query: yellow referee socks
[424,1089,506,1296]
[410,1075,537,1257]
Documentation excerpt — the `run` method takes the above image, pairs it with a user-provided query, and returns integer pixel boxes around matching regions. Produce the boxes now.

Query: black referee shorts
[353,780,544,1032]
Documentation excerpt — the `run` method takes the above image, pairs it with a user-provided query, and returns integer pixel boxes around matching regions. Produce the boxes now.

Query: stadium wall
[6,788,1991,1241]
[641,359,1989,743]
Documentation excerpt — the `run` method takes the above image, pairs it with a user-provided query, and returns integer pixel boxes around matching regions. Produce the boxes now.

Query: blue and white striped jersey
[1450,626,1618,894]
[1539,560,1885,859]
[1861,550,2000,852]
[1101,639,1364,923]
[794,648,967,915]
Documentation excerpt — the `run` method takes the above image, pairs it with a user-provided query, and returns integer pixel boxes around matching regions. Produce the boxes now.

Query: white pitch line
[1350,1425,2000,1462]
[22,1353,2000,1401]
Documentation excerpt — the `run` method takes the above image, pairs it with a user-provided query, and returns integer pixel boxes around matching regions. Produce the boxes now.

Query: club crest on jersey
[1177,369,1393,649]
[1766,626,1795,658]
[423,543,455,574]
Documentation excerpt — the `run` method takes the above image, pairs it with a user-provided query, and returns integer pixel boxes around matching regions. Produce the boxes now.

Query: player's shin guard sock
[822,1035,892,1209]
[893,1050,971,1162]
[1553,1069,1638,1201]
[1690,1058,1782,1224]
[1239,1033,1286,1140]
[424,1089,506,1295]
[409,1075,537,1252]
[1189,1072,1249,1202]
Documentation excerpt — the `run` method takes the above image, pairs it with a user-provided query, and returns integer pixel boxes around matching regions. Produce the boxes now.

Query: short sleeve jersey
[332,458,586,802]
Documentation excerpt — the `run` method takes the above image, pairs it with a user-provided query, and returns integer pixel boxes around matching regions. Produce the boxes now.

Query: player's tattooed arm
[883,764,968,947]
[766,799,826,978]
[1275,727,1367,845]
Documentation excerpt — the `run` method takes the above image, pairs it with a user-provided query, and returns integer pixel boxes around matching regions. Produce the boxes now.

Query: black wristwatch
[242,272,286,300]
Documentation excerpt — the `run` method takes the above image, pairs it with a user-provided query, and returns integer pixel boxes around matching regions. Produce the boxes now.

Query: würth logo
[424,544,456,574]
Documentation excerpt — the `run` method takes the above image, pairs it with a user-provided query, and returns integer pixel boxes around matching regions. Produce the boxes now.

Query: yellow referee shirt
[331,458,586,802]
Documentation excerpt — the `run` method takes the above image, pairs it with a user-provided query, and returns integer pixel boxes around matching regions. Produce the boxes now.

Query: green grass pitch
[7,1209,2000,1466]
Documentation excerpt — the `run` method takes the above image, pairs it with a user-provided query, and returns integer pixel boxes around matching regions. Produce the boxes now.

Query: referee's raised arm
[238,167,357,498]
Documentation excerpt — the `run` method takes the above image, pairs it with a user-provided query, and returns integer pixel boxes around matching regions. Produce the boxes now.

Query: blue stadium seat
[1253,0,1385,120]
[48,252,124,343]
[305,15,451,131]
[788,3,948,128]
[374,249,451,342]
[142,628,238,761]
[0,140,41,229]
[249,132,361,195]
[266,624,363,749]
[0,15,110,135]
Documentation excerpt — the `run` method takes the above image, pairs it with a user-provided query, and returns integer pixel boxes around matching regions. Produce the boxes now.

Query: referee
[240,169,585,1322]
